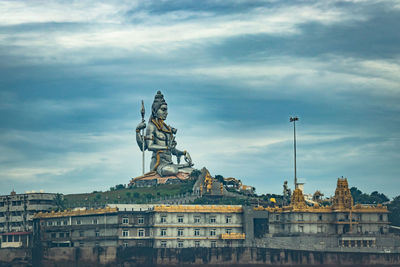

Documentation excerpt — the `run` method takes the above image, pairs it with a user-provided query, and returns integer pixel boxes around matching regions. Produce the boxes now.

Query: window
[59,232,64,238]
[161,229,167,236]
[318,215,322,221]
[93,219,98,224]
[177,229,184,237]
[194,216,200,223]
[138,229,144,237]
[299,225,304,233]
[95,242,100,247]
[210,217,216,223]
[95,231,100,237]
[14,235,20,242]
[299,214,303,221]
[63,220,68,225]
[226,216,232,224]
[275,215,279,221]
[57,221,61,226]
[225,229,232,234]
[195,241,200,247]
[66,232,70,238]
[161,241,167,248]
[122,217,129,224]
[76,220,81,225]
[379,214,383,221]
[177,216,184,223]
[138,217,144,224]
[123,242,128,248]
[79,231,84,237]
[2,236,6,242]
[51,233,56,238]
[210,229,216,236]
[48,221,53,226]
[317,226,323,233]
[79,242,84,247]
[211,241,216,248]
[161,216,167,223]
[194,229,200,236]
[178,241,184,248]
[122,230,129,237]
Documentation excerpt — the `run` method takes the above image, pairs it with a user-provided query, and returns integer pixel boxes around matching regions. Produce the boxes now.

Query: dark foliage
[350,187,389,204]
[388,195,400,226]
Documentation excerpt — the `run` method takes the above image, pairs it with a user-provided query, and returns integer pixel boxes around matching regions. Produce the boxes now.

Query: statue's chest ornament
[152,119,172,133]
[152,119,173,143]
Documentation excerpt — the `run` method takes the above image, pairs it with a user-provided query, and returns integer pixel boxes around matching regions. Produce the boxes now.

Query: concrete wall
[33,247,400,266]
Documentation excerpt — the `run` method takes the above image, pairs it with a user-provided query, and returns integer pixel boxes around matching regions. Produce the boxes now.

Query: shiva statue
[135,91,194,176]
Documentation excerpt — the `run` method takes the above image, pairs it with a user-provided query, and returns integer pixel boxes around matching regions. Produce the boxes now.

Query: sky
[0,0,399,198]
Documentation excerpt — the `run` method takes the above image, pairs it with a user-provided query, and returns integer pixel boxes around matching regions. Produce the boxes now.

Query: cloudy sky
[1,0,399,198]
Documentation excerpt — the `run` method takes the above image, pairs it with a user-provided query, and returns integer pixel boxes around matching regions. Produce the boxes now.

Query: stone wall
[1,247,398,266]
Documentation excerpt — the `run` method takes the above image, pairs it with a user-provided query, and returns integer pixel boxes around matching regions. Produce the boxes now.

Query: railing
[220,233,245,239]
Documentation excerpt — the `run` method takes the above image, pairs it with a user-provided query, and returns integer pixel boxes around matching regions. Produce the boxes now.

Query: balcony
[220,233,245,240]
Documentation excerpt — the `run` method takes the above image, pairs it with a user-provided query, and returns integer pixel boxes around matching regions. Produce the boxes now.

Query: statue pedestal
[129,171,191,188]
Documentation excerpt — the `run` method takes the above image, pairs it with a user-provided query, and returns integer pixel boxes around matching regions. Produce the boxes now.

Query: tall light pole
[290,116,299,189]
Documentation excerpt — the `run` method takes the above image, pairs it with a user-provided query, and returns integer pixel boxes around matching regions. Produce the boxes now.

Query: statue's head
[151,91,168,120]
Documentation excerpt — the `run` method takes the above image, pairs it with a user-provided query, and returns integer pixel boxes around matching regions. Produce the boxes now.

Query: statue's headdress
[151,91,167,119]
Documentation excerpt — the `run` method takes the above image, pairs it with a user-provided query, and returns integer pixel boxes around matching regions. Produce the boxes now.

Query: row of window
[122,229,145,237]
[159,240,224,248]
[0,200,54,206]
[2,235,24,243]
[276,214,385,222]
[159,228,232,237]
[0,222,31,227]
[159,215,232,224]
[122,217,144,224]
[46,218,99,226]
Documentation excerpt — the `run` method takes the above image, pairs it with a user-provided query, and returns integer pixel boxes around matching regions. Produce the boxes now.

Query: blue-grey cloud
[0,0,399,198]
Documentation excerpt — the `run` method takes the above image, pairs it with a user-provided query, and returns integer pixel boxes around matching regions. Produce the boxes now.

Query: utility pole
[290,117,299,189]
[141,100,145,175]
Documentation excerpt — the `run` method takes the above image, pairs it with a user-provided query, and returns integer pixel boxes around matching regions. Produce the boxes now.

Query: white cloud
[0,1,364,57]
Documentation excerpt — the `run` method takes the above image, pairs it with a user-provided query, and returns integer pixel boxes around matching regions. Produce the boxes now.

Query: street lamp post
[290,116,299,189]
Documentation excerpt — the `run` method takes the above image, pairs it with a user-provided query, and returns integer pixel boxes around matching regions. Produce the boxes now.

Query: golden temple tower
[332,178,353,210]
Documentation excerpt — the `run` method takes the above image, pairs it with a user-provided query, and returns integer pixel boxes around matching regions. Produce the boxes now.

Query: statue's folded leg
[158,164,179,176]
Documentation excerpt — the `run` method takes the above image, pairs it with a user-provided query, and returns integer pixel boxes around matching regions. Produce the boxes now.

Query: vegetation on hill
[388,196,400,227]
[350,187,389,204]
[63,181,195,208]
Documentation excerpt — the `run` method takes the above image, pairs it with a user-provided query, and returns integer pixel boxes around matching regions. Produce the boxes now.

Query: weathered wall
[2,247,400,266]
[0,248,30,267]
[37,247,400,267]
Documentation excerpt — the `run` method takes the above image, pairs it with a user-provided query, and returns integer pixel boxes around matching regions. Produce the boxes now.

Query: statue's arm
[135,122,147,151]
[146,124,168,152]
[171,147,185,157]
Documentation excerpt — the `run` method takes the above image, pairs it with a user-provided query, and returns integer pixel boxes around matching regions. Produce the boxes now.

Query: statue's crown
[151,91,167,117]
[154,91,166,104]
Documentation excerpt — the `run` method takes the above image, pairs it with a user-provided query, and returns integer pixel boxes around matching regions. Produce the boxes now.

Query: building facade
[0,191,58,248]
[253,178,390,249]
[33,204,245,249]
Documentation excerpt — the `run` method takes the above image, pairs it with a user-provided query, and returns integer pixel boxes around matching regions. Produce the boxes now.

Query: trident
[140,100,145,175]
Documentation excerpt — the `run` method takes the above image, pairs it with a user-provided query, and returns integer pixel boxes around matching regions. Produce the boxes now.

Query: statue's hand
[171,140,177,149]
[184,151,193,167]
[136,122,146,131]
[171,127,177,134]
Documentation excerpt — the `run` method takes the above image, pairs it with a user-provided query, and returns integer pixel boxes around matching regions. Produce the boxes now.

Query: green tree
[115,184,125,190]
[54,194,65,211]
[388,196,400,226]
